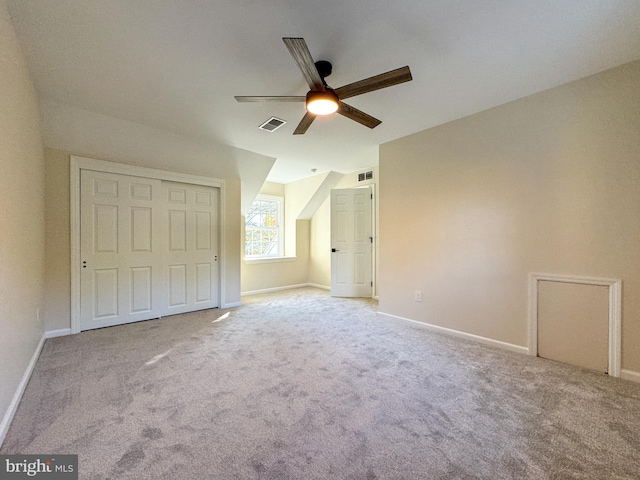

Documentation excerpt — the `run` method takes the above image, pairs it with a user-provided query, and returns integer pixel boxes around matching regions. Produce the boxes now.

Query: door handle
[331,248,339,252]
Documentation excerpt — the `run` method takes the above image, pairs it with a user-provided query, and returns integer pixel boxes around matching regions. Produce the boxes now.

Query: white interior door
[80,171,219,331]
[80,170,164,330]
[162,181,219,316]
[330,187,372,297]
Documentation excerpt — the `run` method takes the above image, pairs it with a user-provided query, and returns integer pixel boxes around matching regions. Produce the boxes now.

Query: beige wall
[309,167,379,290]
[224,178,242,304]
[241,220,311,294]
[43,148,243,331]
[379,61,640,372]
[284,174,331,256]
[309,200,331,287]
[43,149,71,332]
[0,0,45,438]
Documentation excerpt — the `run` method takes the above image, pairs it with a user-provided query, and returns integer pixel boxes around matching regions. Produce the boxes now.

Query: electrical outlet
[415,290,422,302]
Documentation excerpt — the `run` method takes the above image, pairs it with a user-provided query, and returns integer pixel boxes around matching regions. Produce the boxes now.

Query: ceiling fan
[235,37,413,135]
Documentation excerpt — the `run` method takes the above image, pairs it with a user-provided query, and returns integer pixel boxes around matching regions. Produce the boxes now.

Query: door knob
[331,248,339,252]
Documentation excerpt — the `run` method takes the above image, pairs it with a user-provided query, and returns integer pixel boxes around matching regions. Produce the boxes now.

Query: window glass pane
[246,211,258,227]
[265,230,277,255]
[245,196,283,257]
[265,214,276,227]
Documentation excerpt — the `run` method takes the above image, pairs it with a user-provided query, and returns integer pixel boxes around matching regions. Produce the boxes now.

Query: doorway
[330,186,373,297]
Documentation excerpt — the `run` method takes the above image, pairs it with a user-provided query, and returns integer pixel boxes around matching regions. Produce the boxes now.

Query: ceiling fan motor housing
[315,60,332,80]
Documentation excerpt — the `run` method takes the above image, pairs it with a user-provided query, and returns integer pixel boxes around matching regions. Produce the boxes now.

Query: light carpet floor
[2,287,640,479]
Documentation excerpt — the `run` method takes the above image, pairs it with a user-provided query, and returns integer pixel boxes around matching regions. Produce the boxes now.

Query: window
[245,195,284,257]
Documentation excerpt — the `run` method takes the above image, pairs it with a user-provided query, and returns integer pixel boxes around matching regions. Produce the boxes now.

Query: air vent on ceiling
[358,170,374,182]
[259,117,286,132]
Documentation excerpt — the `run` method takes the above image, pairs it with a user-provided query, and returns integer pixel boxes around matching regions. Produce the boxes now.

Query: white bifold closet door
[80,170,219,331]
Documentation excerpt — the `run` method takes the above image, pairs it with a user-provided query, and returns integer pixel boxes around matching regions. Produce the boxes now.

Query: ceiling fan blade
[293,111,316,135]
[235,96,305,102]
[283,37,325,92]
[338,102,382,129]
[334,66,412,100]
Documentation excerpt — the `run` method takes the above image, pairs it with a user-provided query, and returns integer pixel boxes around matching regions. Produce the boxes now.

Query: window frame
[245,194,284,259]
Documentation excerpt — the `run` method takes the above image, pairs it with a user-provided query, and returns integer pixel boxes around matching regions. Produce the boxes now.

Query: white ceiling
[7,0,640,184]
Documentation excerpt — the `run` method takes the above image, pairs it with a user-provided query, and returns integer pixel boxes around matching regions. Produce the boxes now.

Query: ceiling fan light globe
[306,90,339,115]
[307,99,338,115]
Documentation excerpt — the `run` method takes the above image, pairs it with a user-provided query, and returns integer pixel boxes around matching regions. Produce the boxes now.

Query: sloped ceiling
[7,0,640,183]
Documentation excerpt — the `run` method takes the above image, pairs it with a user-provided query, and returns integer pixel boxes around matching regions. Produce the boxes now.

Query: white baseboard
[221,302,242,308]
[307,283,330,291]
[46,328,71,338]
[621,369,640,384]
[242,283,328,297]
[377,311,529,355]
[0,333,46,447]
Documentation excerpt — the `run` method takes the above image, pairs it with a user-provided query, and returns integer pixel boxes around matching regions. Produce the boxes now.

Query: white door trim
[528,272,622,377]
[71,156,226,334]
[369,184,377,299]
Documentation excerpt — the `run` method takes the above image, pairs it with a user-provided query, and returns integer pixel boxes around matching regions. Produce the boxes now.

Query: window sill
[244,256,297,265]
